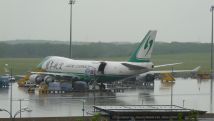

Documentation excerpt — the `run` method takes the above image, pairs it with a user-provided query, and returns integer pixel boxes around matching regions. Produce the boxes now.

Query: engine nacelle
[29,74,43,84]
[44,75,54,83]
[136,73,155,82]
[145,74,155,82]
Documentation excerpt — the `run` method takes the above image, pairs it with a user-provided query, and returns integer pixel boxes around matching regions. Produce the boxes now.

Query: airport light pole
[4,64,13,120]
[81,99,85,120]
[170,81,173,108]
[170,67,174,108]
[19,99,21,118]
[0,107,31,120]
[15,99,30,118]
[183,100,185,107]
[93,80,96,112]
[69,0,75,58]
[211,6,214,106]
[10,68,13,119]
[0,108,12,118]
[13,107,32,118]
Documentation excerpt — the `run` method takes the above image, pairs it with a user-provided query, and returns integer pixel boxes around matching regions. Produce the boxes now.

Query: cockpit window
[36,56,52,68]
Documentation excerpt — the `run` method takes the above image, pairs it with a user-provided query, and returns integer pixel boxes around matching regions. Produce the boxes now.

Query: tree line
[0,41,210,58]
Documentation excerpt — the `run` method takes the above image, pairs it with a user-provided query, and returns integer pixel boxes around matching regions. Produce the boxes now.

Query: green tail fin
[128,30,157,62]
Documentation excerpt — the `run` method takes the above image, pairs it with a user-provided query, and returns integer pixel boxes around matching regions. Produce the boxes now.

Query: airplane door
[98,62,107,74]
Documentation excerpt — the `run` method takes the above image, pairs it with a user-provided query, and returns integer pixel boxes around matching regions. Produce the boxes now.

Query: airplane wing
[154,62,183,68]
[149,66,200,74]
[31,71,80,78]
[122,62,183,70]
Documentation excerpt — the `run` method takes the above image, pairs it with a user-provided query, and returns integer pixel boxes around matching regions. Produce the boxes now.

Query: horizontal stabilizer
[122,63,147,70]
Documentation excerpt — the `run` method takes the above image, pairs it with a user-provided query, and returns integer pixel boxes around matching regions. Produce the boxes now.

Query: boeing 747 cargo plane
[25,30,199,87]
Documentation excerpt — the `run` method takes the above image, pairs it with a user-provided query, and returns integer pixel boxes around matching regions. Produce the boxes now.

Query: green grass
[0,58,42,75]
[152,53,210,72]
[0,53,210,75]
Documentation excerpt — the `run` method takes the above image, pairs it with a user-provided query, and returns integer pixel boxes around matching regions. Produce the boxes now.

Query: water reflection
[159,81,175,91]
[138,88,155,104]
[0,78,214,117]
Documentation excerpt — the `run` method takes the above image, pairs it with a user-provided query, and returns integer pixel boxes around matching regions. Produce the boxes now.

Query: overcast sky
[0,0,214,43]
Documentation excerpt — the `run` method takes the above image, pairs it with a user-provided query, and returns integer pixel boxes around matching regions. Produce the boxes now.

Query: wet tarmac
[0,78,213,118]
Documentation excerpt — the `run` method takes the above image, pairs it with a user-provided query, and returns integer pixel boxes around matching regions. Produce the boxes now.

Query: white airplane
[29,30,199,85]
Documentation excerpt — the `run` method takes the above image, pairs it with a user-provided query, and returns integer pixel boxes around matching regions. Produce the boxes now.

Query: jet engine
[136,73,155,82]
[44,75,55,83]
[145,74,155,82]
[29,74,43,84]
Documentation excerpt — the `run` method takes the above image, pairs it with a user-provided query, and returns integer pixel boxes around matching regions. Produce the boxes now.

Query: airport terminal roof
[94,105,206,116]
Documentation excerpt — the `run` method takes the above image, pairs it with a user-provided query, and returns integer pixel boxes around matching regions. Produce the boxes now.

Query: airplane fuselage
[38,56,154,82]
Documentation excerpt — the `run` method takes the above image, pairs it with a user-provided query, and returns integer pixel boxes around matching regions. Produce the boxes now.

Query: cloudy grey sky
[0,0,213,43]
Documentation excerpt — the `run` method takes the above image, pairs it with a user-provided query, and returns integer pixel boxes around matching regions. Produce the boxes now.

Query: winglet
[193,66,201,72]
